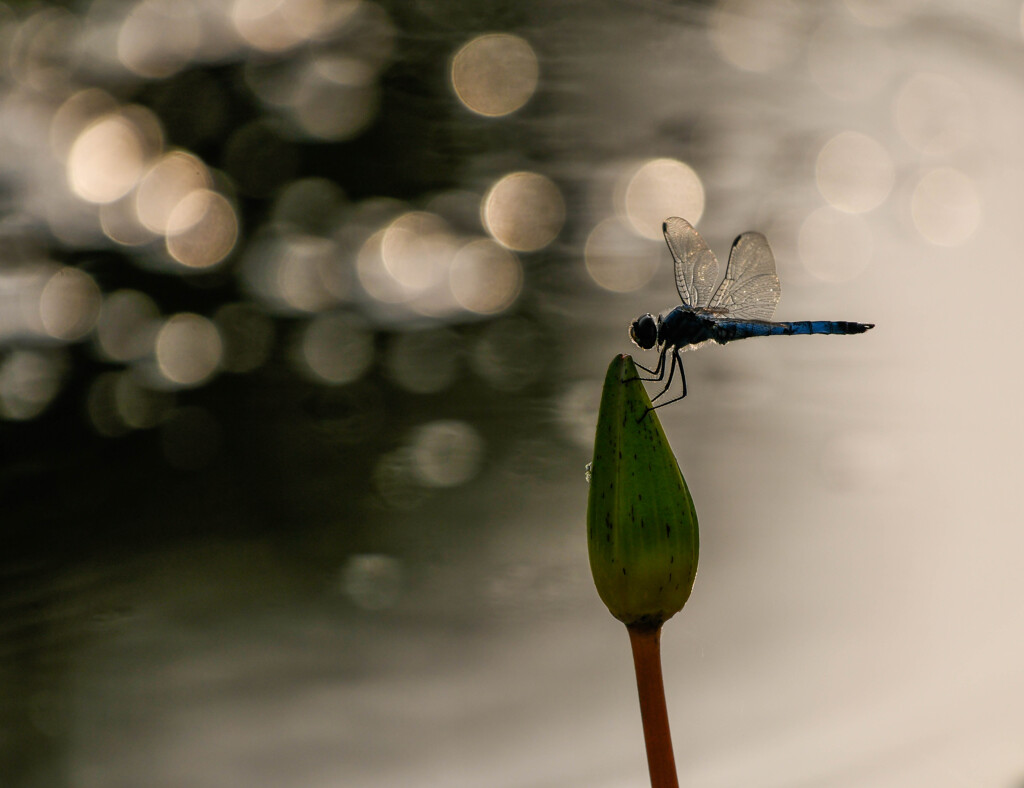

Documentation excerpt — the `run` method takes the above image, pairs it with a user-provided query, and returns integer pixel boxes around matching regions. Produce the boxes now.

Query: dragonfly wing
[708,231,781,320]
[663,217,719,308]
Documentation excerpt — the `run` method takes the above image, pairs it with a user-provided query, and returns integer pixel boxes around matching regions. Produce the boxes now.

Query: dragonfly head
[629,313,657,350]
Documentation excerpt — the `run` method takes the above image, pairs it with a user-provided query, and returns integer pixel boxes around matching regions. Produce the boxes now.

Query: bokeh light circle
[710,0,801,73]
[584,217,662,292]
[39,267,102,341]
[67,114,148,204]
[449,238,522,314]
[136,151,212,234]
[340,554,403,610]
[165,190,239,268]
[95,290,160,362]
[621,158,705,240]
[385,328,460,394]
[155,313,223,386]
[451,33,539,117]
[410,420,484,487]
[815,131,894,214]
[300,312,374,384]
[482,172,565,252]
[0,350,65,421]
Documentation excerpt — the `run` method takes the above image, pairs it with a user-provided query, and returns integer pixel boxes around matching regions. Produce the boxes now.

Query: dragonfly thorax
[657,306,714,349]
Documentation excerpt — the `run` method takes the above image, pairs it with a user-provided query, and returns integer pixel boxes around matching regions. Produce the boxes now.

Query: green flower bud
[587,355,699,629]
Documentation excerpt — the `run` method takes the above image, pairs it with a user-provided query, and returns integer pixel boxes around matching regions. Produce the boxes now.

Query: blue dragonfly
[630,217,874,410]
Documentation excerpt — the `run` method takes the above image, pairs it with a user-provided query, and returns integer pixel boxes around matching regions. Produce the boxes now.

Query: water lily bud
[587,355,699,629]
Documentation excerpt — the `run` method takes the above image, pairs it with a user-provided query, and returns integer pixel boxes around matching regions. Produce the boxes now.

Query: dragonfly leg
[631,347,667,381]
[650,350,678,402]
[650,350,688,411]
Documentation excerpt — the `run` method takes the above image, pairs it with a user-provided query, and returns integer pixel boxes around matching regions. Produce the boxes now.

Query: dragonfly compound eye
[629,314,657,349]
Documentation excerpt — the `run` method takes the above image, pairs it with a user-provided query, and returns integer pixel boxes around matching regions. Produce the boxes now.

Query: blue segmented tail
[713,320,874,343]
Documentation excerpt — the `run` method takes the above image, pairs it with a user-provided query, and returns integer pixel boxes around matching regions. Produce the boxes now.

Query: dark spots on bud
[670,555,674,564]
[606,534,611,543]
[633,453,637,460]
[658,586,663,593]
[666,524,671,537]
[638,493,643,501]
[640,518,645,529]
[675,583,680,590]
[622,567,626,575]
[618,451,622,459]
[668,572,672,581]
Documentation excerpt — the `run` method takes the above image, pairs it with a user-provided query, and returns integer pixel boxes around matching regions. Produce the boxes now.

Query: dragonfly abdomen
[713,320,874,343]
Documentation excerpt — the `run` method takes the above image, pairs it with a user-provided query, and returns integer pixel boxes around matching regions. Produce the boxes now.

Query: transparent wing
[708,231,781,320]
[663,217,719,308]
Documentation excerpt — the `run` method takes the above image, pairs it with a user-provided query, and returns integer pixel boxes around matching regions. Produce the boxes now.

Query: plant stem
[627,624,679,788]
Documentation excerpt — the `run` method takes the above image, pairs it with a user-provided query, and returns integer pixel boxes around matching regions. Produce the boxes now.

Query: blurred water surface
[2,0,1024,786]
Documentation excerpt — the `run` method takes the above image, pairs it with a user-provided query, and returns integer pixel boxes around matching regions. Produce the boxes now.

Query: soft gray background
[2,1,1022,786]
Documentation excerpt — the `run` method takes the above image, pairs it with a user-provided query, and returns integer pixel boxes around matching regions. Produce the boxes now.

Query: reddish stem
[627,624,679,788]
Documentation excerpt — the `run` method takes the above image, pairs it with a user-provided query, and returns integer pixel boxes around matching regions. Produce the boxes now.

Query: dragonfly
[630,217,874,411]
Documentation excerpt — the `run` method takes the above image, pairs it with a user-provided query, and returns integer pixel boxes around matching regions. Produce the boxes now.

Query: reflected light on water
[482,172,565,252]
[136,151,212,234]
[893,72,974,156]
[155,313,223,386]
[67,114,149,204]
[118,0,200,79]
[815,131,894,214]
[0,349,64,420]
[274,234,339,312]
[50,89,119,162]
[710,0,802,73]
[584,216,661,292]
[374,446,428,510]
[557,379,601,448]
[290,55,379,141]
[87,372,132,437]
[115,372,174,430]
[910,167,981,247]
[381,212,456,294]
[409,420,484,488]
[94,290,160,362]
[299,311,374,384]
[232,0,335,53]
[165,190,239,269]
[449,238,522,314]
[100,194,158,247]
[451,33,539,117]
[798,207,872,283]
[88,370,174,435]
[356,228,408,304]
[340,554,403,611]
[39,267,102,341]
[620,158,704,240]
[385,328,460,394]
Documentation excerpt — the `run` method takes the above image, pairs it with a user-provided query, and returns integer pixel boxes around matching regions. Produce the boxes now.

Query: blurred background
[1,0,1022,786]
